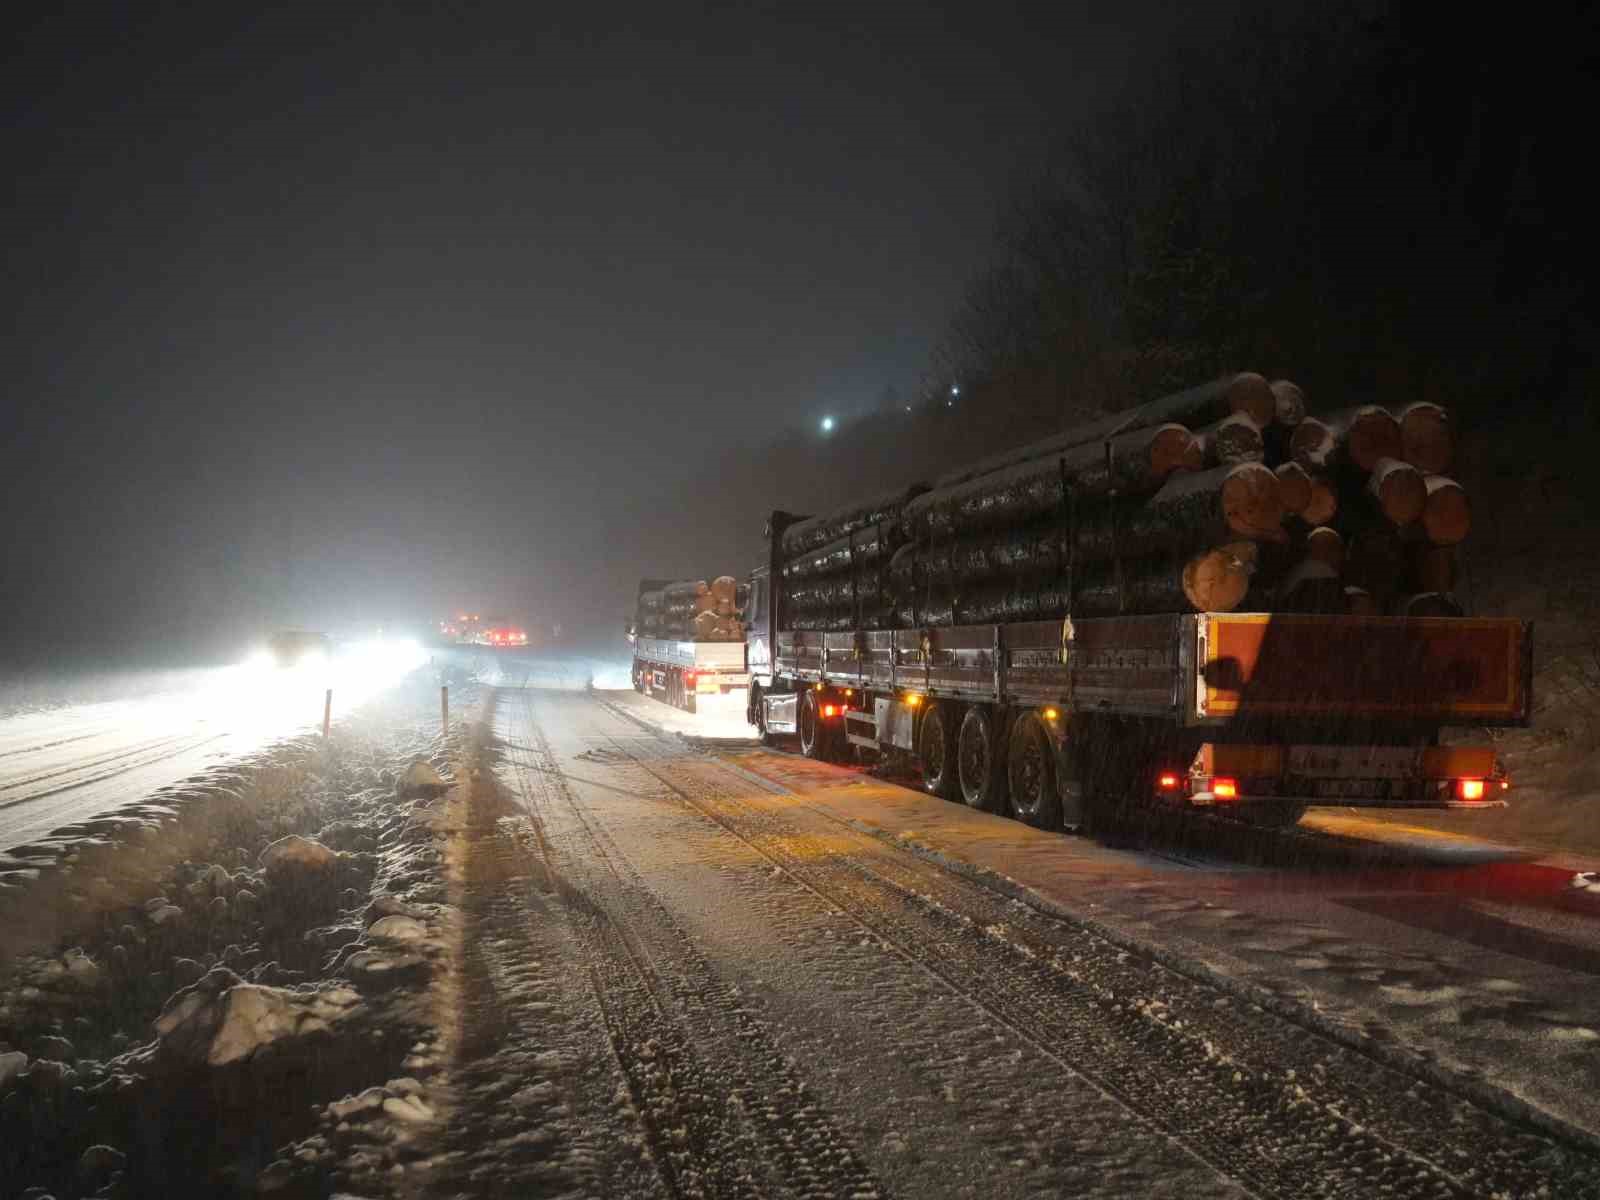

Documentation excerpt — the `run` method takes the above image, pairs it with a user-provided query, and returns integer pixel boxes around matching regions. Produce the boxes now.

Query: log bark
[778,484,930,558]
[933,372,1272,489]
[1420,475,1470,546]
[1366,457,1427,526]
[781,526,899,580]
[1274,462,1313,516]
[1196,412,1265,466]
[909,423,1199,539]
[895,541,1258,625]
[1396,402,1453,474]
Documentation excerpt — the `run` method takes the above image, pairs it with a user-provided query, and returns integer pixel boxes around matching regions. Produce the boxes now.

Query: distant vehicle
[476,619,528,648]
[266,630,332,668]
[437,613,486,644]
[631,577,749,712]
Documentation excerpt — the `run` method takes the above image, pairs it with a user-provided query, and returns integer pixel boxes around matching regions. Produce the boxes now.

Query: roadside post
[323,689,332,738]
[441,685,449,734]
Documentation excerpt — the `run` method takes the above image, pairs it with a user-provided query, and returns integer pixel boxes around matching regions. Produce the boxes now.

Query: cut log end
[1270,379,1306,427]
[1150,423,1204,477]
[1368,457,1427,526]
[1183,542,1259,612]
[1273,462,1313,515]
[1200,413,1265,466]
[1398,401,1454,474]
[1305,526,1345,570]
[1422,475,1471,546]
[1301,475,1339,526]
[1290,418,1335,469]
[1219,462,1287,541]
[1226,372,1277,427]
[1342,406,1404,472]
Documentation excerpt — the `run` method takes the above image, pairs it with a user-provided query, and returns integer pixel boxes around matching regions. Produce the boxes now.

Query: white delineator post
[323,689,333,738]
[441,685,449,734]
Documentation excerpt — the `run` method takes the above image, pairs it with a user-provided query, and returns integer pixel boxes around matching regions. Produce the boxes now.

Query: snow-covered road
[424,685,1600,1198]
[0,644,428,853]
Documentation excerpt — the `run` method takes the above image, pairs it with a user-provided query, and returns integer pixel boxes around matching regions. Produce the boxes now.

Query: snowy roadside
[0,665,481,1198]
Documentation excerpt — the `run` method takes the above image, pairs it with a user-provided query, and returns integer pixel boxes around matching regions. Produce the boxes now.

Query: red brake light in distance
[1158,772,1180,791]
[822,704,838,718]
[1458,778,1486,802]
[1212,777,1239,800]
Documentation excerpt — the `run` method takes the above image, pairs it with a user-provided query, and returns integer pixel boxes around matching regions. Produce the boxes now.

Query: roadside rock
[327,1086,388,1122]
[364,895,426,925]
[155,977,361,1066]
[367,915,428,943]
[260,836,339,876]
[382,1094,434,1123]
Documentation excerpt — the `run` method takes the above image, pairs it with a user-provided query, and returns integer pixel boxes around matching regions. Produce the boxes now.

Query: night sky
[4,2,1210,660]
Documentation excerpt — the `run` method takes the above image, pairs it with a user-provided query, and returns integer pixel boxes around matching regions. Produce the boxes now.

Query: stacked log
[634,575,746,641]
[765,370,1474,629]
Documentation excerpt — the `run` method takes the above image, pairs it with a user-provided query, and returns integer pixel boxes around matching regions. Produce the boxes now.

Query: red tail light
[1457,778,1486,802]
[822,704,839,718]
[1212,777,1239,800]
[1157,772,1180,791]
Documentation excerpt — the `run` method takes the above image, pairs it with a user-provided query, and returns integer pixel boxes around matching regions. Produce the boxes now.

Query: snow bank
[154,967,363,1066]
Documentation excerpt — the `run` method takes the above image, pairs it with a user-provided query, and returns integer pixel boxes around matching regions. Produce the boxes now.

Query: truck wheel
[799,690,829,759]
[919,703,959,800]
[957,705,1008,812]
[1008,713,1061,830]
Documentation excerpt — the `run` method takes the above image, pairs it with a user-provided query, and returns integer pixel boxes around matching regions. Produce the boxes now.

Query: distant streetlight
[820,415,835,434]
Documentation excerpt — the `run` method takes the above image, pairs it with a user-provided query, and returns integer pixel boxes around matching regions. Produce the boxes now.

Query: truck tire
[1008,713,1061,830]
[957,705,1008,812]
[799,690,832,760]
[919,703,959,800]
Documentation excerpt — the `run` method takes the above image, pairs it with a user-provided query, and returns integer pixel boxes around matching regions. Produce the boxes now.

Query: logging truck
[742,373,1532,830]
[629,576,750,713]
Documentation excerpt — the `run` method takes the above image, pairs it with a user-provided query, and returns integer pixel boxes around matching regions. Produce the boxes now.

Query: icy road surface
[0,644,425,852]
[423,685,1600,1198]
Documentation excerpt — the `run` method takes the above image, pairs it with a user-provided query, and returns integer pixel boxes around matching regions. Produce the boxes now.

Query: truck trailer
[630,576,749,713]
[743,375,1531,830]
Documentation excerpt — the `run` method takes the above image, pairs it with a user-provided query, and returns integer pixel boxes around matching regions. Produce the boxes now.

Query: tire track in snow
[505,688,885,1200]
[597,718,1600,1200]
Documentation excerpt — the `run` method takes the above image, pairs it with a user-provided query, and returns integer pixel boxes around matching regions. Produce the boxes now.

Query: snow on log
[1196,412,1265,466]
[894,541,1258,624]
[777,484,931,558]
[782,525,899,580]
[1366,457,1428,527]
[909,422,1200,539]
[933,371,1272,489]
[1396,401,1454,474]
[1270,379,1307,427]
